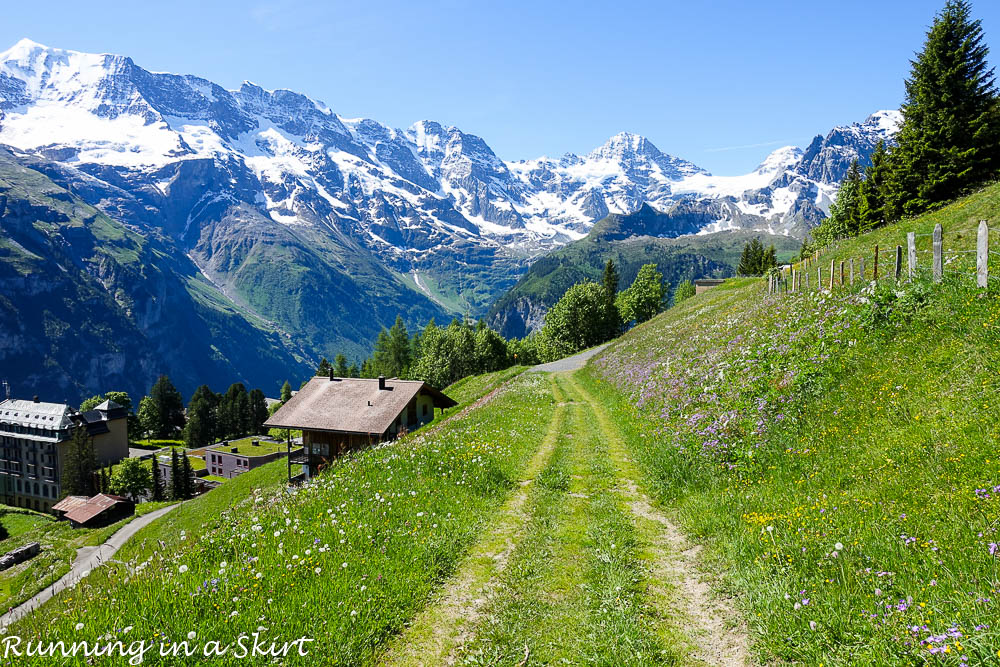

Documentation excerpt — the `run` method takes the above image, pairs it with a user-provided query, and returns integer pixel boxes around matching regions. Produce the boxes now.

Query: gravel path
[529,343,609,373]
[0,503,181,629]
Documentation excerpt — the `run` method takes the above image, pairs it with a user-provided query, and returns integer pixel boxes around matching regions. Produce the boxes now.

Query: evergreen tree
[63,425,97,497]
[181,453,195,499]
[218,383,251,440]
[151,457,164,501]
[170,449,182,500]
[333,354,349,378]
[280,380,293,404]
[372,316,411,378]
[250,389,268,435]
[150,375,185,438]
[858,140,890,232]
[890,0,998,216]
[737,238,765,276]
[763,244,778,272]
[601,259,620,300]
[184,385,219,448]
[316,357,332,376]
[347,362,360,378]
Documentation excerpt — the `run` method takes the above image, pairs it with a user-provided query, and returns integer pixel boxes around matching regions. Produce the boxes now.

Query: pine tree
[151,457,164,501]
[63,425,97,497]
[150,375,185,438]
[347,363,360,378]
[737,237,765,276]
[170,449,182,500]
[249,389,268,435]
[601,259,620,300]
[890,0,998,216]
[859,141,890,232]
[333,354,349,377]
[184,385,219,448]
[316,357,332,376]
[181,453,195,499]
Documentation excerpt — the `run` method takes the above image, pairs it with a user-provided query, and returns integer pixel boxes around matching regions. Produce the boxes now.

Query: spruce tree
[859,141,890,232]
[184,385,219,448]
[150,375,185,438]
[249,389,268,435]
[170,449,182,500]
[333,354,349,378]
[151,458,164,501]
[63,426,97,497]
[737,237,766,276]
[316,357,332,376]
[601,259,620,300]
[890,0,998,216]
[181,453,195,499]
[280,380,293,404]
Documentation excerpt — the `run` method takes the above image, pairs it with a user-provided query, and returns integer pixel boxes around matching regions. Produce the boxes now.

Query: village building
[264,375,456,480]
[694,278,726,294]
[0,398,129,512]
[51,493,134,528]
[206,439,287,479]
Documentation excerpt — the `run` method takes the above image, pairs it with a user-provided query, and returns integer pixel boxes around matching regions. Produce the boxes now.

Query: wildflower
[315,567,322,575]
[179,565,189,574]
[342,562,348,568]
[834,542,844,551]
[75,623,84,631]
[809,621,817,631]
[187,631,196,640]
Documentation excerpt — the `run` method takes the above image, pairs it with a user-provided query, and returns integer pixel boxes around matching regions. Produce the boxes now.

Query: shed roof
[62,494,131,525]
[264,377,456,435]
[50,495,88,513]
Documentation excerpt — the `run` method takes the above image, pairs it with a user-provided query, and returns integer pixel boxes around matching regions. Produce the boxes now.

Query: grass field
[10,373,558,664]
[587,182,1000,665]
[208,437,285,456]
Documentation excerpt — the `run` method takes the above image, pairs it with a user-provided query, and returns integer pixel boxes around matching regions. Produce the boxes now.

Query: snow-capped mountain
[0,38,901,398]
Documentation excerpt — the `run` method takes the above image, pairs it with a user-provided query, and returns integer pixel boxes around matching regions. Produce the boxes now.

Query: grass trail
[455,373,692,665]
[381,376,566,666]
[572,373,751,666]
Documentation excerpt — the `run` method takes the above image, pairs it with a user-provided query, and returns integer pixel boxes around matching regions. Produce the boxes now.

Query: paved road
[0,503,181,629]
[530,343,609,373]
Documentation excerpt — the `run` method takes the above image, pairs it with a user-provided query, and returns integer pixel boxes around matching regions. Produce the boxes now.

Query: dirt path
[570,374,752,666]
[380,376,567,667]
[529,343,609,373]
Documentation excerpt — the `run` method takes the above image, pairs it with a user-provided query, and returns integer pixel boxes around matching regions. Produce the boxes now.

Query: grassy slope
[586,182,1000,665]
[12,373,556,665]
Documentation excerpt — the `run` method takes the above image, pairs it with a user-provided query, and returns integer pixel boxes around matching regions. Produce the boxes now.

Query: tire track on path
[569,373,753,667]
[379,375,567,667]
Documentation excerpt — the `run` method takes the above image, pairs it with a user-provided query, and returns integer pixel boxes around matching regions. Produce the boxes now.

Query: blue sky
[2,1,998,174]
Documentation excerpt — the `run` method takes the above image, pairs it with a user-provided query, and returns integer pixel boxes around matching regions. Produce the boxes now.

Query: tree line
[314,260,699,390]
[806,0,999,252]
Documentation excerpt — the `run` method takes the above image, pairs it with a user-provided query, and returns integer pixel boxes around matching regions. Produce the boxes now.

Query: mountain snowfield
[0,37,900,400]
[0,39,899,255]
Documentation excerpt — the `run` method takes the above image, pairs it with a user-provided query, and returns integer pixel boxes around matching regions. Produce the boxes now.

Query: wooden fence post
[817,265,821,290]
[829,259,835,290]
[977,220,988,289]
[850,258,855,286]
[874,245,879,280]
[839,261,845,287]
[894,245,902,281]
[859,256,866,282]
[932,223,942,283]
[907,232,916,278]
[804,268,810,290]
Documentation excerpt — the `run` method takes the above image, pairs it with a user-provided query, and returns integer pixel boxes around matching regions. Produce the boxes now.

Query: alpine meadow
[1,1,1000,666]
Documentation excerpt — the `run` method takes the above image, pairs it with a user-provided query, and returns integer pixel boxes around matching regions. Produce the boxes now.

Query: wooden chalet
[263,374,456,481]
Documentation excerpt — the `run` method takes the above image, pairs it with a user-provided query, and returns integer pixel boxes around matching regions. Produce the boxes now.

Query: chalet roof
[264,377,457,435]
[50,495,88,513]
[62,494,131,525]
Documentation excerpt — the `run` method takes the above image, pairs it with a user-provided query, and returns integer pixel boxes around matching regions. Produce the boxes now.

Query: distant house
[694,278,726,294]
[51,493,134,528]
[0,398,129,512]
[206,439,287,479]
[264,375,456,480]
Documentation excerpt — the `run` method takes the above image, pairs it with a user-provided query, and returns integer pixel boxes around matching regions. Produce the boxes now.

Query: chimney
[378,376,386,390]
[32,396,39,403]
[329,368,334,381]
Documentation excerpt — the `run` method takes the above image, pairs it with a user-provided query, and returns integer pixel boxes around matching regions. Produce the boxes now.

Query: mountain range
[0,39,899,401]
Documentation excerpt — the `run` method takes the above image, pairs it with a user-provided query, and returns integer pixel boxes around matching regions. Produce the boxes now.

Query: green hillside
[586,181,1000,663]
[486,204,800,338]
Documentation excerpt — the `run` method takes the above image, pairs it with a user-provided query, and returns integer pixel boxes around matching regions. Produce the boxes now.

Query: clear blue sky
[2,1,998,174]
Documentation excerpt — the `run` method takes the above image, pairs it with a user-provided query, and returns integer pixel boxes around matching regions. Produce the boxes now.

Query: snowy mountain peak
[864,109,903,135]
[755,146,803,175]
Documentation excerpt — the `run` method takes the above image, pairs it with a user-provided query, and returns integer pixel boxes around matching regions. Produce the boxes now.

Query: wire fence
[767,221,995,295]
